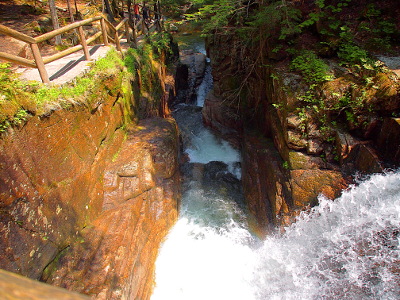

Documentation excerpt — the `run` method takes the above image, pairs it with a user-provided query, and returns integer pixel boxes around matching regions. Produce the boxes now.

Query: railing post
[100,18,109,46]
[132,23,137,48]
[30,43,50,84]
[124,21,130,42]
[78,25,91,60]
[114,30,122,52]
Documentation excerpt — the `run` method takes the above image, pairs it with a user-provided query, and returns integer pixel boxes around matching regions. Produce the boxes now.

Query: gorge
[0,0,400,299]
[152,34,400,299]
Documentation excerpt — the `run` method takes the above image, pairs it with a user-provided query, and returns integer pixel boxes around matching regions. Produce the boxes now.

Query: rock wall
[204,32,399,231]
[0,52,180,298]
[47,118,180,299]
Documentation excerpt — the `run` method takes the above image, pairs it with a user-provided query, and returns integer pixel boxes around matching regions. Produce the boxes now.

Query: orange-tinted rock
[290,169,347,207]
[0,60,180,300]
[0,89,126,279]
[336,131,384,174]
[47,117,180,300]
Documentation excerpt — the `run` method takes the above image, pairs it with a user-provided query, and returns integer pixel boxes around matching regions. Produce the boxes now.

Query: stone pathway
[16,40,130,85]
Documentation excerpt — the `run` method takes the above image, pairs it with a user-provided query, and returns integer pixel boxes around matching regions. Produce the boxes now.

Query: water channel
[152,36,400,300]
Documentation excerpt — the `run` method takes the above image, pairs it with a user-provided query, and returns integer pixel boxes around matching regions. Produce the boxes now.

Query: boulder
[290,169,347,208]
[336,131,384,174]
[376,117,400,165]
[178,51,207,104]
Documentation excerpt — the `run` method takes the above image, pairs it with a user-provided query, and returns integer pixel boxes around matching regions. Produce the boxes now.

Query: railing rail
[0,15,133,84]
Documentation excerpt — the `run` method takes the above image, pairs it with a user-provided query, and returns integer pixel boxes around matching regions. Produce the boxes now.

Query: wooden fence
[0,16,131,84]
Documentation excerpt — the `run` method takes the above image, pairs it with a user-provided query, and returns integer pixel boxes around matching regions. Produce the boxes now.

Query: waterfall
[254,171,400,300]
[152,36,400,300]
[153,168,400,299]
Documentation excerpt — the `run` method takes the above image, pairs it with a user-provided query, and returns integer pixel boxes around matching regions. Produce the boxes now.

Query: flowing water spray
[254,171,400,300]
[153,168,400,299]
[152,37,400,300]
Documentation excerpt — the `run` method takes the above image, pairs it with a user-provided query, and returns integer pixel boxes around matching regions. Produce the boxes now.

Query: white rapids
[153,171,400,300]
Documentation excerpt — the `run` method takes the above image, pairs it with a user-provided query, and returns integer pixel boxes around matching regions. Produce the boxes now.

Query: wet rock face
[174,50,207,104]
[377,117,400,165]
[204,31,400,232]
[0,98,126,280]
[0,72,180,298]
[204,35,352,230]
[202,91,242,148]
[47,117,180,300]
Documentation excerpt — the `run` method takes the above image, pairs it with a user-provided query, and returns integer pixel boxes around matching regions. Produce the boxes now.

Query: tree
[103,0,116,22]
[48,0,62,45]
[66,0,75,22]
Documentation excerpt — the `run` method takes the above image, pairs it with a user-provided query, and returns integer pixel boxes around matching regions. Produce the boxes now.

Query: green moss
[1,38,172,133]
[40,245,70,282]
[33,48,125,108]
[124,44,165,119]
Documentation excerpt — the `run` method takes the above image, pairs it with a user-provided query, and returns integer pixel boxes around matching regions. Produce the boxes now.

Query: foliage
[357,3,398,52]
[242,1,301,42]
[0,63,33,132]
[146,31,173,57]
[299,0,351,33]
[124,44,164,117]
[290,50,334,84]
[185,0,244,34]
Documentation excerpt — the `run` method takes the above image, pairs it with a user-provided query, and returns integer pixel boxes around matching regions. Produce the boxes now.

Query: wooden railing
[0,16,131,84]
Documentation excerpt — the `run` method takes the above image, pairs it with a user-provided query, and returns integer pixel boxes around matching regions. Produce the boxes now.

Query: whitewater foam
[153,171,400,300]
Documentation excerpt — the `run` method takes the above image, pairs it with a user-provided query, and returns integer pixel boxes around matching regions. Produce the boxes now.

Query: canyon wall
[204,32,400,231]
[0,50,180,298]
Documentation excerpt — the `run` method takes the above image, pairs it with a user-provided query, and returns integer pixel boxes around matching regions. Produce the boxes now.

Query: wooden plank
[115,18,128,31]
[0,52,36,68]
[43,44,83,64]
[108,36,115,44]
[125,22,130,42]
[0,269,90,299]
[0,24,36,44]
[131,27,137,47]
[35,16,102,43]
[86,31,103,45]
[30,43,49,83]
[103,19,116,32]
[114,30,122,51]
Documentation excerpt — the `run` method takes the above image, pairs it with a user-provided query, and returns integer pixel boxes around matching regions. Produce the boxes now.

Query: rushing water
[152,37,400,300]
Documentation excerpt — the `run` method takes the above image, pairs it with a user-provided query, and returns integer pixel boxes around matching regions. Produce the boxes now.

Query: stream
[151,36,400,300]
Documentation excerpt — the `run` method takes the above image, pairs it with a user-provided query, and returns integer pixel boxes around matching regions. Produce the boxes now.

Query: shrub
[290,50,334,83]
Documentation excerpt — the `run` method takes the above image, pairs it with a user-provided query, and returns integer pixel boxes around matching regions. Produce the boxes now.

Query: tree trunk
[48,0,62,45]
[103,0,115,22]
[74,0,82,19]
[66,0,75,22]
[127,0,134,26]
